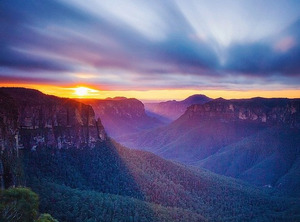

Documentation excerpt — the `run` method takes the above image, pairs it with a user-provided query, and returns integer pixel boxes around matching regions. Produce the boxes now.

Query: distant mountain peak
[214,97,225,101]
[145,94,212,122]
[106,96,128,100]
[183,94,210,100]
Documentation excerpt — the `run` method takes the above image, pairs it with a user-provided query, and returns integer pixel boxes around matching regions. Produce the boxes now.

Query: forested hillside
[198,127,300,196]
[120,98,300,195]
[22,139,300,222]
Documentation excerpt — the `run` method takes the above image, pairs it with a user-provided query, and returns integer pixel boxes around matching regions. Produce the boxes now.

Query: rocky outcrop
[80,98,162,138]
[120,97,300,162]
[0,92,19,189]
[87,98,146,119]
[185,98,300,127]
[0,87,108,189]
[0,91,19,150]
[0,88,107,151]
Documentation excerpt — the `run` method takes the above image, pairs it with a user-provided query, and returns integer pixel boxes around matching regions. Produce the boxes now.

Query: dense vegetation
[198,127,300,196]
[120,98,300,196]
[0,187,57,222]
[34,181,206,222]
[22,139,300,221]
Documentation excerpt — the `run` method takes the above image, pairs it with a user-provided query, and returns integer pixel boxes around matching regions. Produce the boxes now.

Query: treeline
[21,140,300,221]
[33,181,206,222]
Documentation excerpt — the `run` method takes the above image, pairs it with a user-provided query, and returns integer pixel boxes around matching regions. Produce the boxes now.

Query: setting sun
[72,86,100,98]
[75,87,89,96]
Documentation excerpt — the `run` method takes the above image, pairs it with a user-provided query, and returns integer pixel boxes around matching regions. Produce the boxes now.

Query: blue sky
[1,0,300,92]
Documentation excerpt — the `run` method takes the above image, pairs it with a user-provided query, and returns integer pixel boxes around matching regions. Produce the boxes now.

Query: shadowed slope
[120,98,300,196]
[198,127,300,196]
[23,139,300,221]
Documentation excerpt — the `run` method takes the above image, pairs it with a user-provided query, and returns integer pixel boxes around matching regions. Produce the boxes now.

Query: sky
[1,0,300,100]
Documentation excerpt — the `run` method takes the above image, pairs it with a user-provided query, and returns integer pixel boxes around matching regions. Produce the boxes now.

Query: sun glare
[75,87,89,97]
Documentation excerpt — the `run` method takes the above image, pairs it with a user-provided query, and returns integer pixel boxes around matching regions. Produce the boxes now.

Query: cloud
[274,36,296,52]
[0,44,71,72]
[0,0,300,90]
[224,19,300,76]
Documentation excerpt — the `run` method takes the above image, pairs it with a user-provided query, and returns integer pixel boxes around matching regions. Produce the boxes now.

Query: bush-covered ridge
[0,187,57,222]
[23,140,300,221]
[34,181,207,222]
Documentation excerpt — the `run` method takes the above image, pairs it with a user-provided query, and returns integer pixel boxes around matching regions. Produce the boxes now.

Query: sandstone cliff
[80,98,162,138]
[0,88,107,151]
[184,98,300,127]
[0,87,108,189]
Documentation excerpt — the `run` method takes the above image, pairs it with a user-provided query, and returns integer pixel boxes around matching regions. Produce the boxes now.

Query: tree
[0,187,58,222]
[0,187,38,222]
[36,213,59,222]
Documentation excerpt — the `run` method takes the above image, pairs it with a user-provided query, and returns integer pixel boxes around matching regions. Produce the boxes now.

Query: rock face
[185,98,300,127]
[0,91,19,150]
[80,98,163,138]
[0,88,108,188]
[124,97,300,159]
[145,94,212,123]
[0,88,107,151]
[0,92,19,188]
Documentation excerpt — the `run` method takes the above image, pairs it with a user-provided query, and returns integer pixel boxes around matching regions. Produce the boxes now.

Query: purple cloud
[0,0,300,90]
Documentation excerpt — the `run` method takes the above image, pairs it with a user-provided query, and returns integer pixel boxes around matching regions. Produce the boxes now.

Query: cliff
[0,91,19,150]
[0,88,107,151]
[80,98,163,138]
[0,87,108,188]
[184,98,300,127]
[120,97,300,162]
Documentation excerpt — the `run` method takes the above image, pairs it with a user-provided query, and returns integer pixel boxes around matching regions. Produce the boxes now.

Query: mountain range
[120,97,300,196]
[0,88,299,221]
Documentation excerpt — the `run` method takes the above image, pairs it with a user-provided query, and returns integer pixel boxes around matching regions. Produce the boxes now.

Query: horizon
[1,86,299,104]
[1,0,300,100]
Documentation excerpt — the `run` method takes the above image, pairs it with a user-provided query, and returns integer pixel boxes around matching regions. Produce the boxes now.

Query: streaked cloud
[1,0,300,91]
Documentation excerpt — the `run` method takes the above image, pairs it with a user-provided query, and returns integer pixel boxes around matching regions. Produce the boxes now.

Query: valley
[0,88,299,221]
[120,97,300,196]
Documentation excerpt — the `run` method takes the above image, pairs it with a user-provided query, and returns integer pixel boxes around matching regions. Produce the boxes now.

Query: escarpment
[0,88,107,151]
[184,98,300,127]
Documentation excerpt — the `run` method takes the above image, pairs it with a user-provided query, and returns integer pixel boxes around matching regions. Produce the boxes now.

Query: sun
[72,86,100,98]
[75,87,89,97]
